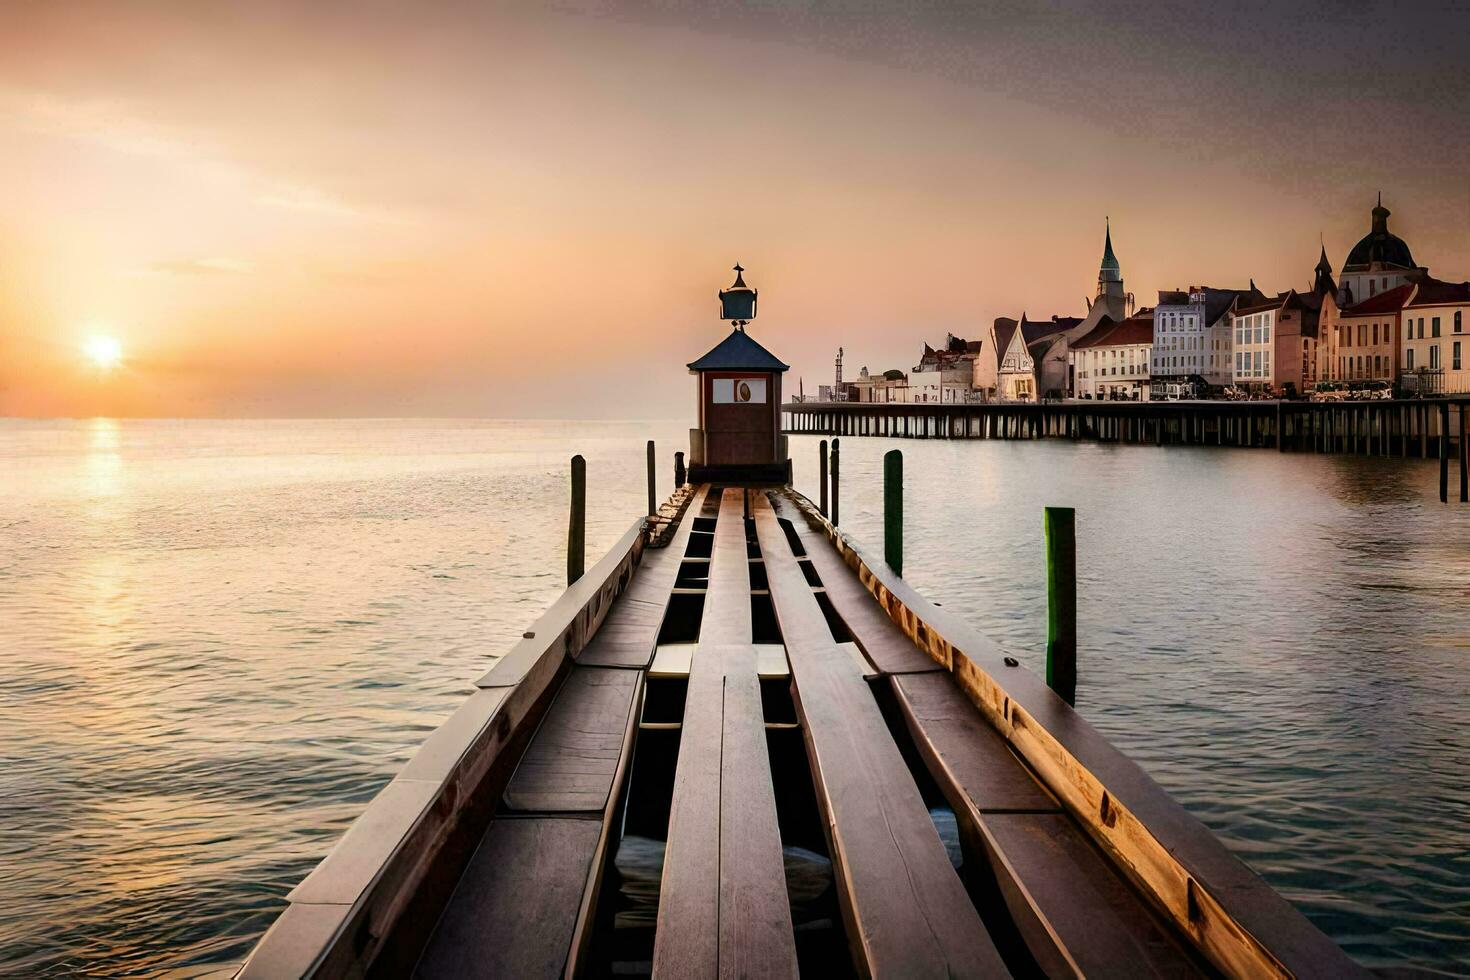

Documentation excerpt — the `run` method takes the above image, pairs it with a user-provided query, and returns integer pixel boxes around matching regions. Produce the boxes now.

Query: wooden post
[1045,507,1077,707]
[1440,401,1450,503]
[819,439,829,517]
[568,454,586,586]
[830,438,841,526]
[1461,403,1468,503]
[674,451,686,488]
[884,449,903,576]
[646,440,657,516]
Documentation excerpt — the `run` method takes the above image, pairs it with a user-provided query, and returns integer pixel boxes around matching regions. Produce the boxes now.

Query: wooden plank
[981,812,1203,979]
[416,817,601,979]
[751,495,1008,978]
[579,486,711,668]
[716,644,798,980]
[651,642,723,978]
[503,666,640,813]
[771,493,940,674]
[892,672,1058,814]
[700,488,752,643]
[653,488,796,978]
[894,674,1200,978]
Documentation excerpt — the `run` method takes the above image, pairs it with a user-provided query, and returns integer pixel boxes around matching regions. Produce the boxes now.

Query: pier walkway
[241,484,1368,979]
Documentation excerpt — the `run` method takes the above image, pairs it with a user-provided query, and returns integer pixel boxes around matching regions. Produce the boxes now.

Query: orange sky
[2,1,1469,418]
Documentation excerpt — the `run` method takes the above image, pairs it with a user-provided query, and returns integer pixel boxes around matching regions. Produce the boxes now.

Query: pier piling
[568,454,586,585]
[819,439,829,517]
[647,440,657,516]
[1440,403,1450,503]
[1045,506,1077,706]
[885,450,903,576]
[674,451,686,488]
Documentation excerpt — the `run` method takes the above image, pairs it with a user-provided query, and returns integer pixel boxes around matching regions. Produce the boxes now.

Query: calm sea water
[1,420,1466,976]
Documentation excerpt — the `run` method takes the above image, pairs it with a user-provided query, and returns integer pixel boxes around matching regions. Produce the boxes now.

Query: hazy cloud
[149,257,254,276]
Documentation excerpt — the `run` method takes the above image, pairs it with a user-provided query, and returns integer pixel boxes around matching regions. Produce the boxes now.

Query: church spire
[1098,218,1121,283]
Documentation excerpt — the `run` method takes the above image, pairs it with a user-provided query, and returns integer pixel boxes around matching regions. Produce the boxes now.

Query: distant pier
[785,397,1470,501]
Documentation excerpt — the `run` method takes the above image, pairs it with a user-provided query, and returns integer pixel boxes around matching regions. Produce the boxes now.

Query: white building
[1402,279,1470,394]
[1068,310,1154,401]
[1231,297,1278,389]
[1151,286,1259,389]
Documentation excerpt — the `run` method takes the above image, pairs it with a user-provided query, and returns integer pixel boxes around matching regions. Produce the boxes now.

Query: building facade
[1401,280,1470,394]
[1068,310,1154,400]
[1333,283,1411,384]
[1151,285,1259,390]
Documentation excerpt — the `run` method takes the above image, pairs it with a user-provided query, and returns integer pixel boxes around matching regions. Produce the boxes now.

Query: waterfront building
[1231,290,1319,393]
[1336,195,1425,305]
[1151,285,1261,391]
[850,366,908,403]
[988,317,1037,401]
[1333,283,1411,383]
[1068,309,1154,400]
[1401,279,1470,394]
[912,334,982,401]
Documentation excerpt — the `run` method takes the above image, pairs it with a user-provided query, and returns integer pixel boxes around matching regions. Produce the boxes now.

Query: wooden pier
[241,481,1368,978]
[785,397,1470,501]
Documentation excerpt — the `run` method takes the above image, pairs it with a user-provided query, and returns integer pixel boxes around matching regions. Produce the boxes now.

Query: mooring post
[674,451,686,488]
[1461,403,1468,503]
[830,437,841,526]
[568,454,586,585]
[819,439,829,517]
[1440,402,1450,503]
[1045,506,1077,706]
[646,440,657,516]
[884,449,903,576]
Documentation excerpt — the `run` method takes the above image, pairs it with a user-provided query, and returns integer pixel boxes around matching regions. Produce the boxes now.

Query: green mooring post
[568,455,586,585]
[1045,506,1077,706]
[830,438,840,526]
[819,439,829,517]
[884,449,903,576]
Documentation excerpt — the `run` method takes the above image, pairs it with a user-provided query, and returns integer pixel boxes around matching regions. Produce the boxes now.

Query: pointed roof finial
[732,262,746,288]
[1099,217,1121,280]
[1377,190,1382,207]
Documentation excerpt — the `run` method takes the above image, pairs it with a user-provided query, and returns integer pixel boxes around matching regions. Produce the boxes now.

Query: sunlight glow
[83,335,124,371]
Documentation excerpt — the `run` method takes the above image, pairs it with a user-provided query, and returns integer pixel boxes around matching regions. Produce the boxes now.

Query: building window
[1407,349,1415,370]
[1454,341,1462,371]
[1456,311,1463,333]
[1432,316,1441,338]
[1372,323,1378,344]
[1431,345,1441,370]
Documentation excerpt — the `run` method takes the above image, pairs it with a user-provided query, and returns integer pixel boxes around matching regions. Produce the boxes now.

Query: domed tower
[1339,194,1422,304]
[1096,219,1127,320]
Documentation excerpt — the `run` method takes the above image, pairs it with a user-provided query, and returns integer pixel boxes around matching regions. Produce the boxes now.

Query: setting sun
[83,335,124,372]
